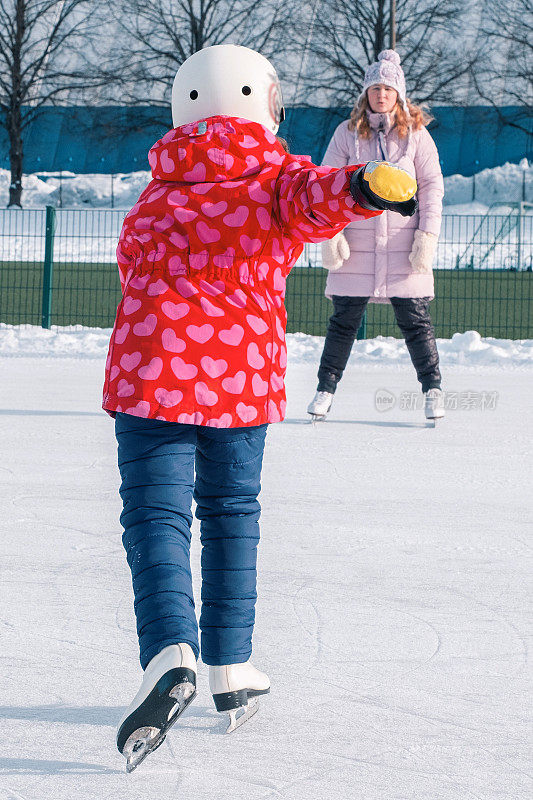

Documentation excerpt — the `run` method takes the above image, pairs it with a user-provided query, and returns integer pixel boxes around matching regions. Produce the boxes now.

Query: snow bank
[0,168,150,210]
[444,159,532,206]
[289,330,533,368]
[1,324,532,367]
[0,324,111,357]
[1,160,531,209]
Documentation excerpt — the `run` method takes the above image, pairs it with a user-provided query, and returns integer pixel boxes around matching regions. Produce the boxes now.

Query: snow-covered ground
[1,329,532,799]
[2,324,533,368]
[1,159,531,210]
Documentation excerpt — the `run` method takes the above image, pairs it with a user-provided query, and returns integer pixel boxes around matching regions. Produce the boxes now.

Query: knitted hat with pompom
[359,50,407,109]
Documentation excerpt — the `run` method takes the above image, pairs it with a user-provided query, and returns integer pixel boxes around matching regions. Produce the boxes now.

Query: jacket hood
[147,115,286,184]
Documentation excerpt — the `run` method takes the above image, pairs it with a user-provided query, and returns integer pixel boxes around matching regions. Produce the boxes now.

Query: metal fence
[1,206,532,338]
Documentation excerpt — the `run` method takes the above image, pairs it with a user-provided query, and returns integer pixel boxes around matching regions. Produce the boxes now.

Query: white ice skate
[424,388,445,425]
[117,643,197,773]
[209,661,270,733]
[307,390,334,421]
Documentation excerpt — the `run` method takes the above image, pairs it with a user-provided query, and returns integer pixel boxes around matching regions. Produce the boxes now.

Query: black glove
[350,161,418,217]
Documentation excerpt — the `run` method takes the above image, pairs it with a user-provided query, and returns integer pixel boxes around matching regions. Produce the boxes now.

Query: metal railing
[0,206,531,338]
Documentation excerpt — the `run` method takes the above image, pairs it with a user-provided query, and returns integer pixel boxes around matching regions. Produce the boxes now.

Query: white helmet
[171,44,285,133]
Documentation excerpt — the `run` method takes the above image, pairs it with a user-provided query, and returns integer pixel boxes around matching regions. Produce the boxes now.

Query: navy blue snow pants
[115,413,268,669]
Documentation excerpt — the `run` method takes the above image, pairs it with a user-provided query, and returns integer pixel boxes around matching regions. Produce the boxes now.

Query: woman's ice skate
[209,661,270,733]
[424,388,445,425]
[307,390,334,422]
[117,643,197,773]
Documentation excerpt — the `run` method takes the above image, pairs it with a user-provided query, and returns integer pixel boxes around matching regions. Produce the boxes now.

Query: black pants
[317,296,442,394]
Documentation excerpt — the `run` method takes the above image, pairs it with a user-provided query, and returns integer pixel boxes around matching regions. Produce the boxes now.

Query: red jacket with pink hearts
[102,116,379,427]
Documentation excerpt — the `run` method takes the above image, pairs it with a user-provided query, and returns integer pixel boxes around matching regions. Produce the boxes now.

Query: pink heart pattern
[114,322,130,344]
[117,379,135,397]
[252,374,268,396]
[138,357,163,380]
[133,314,157,337]
[199,279,225,296]
[104,118,376,426]
[218,324,244,346]
[161,328,186,353]
[122,296,141,315]
[161,301,189,320]
[120,351,142,372]
[222,371,246,394]
[223,206,249,227]
[183,162,206,182]
[201,200,227,217]
[226,289,247,308]
[155,387,183,407]
[197,221,221,244]
[147,279,169,296]
[205,413,233,428]
[246,315,269,335]
[200,297,224,317]
[186,324,214,344]
[240,235,262,256]
[236,403,258,423]
[171,357,198,380]
[247,342,265,369]
[194,382,219,407]
[201,356,228,378]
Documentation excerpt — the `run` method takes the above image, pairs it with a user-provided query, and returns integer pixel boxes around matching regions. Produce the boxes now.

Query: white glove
[321,230,350,271]
[409,229,438,273]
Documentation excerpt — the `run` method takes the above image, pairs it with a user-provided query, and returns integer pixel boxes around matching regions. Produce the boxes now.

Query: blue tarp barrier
[1,105,531,177]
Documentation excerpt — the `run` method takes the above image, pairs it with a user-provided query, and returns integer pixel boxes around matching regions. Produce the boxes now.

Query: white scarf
[354,110,411,163]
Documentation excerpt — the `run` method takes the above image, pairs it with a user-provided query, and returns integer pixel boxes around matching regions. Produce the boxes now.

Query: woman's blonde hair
[276,136,290,153]
[348,93,433,138]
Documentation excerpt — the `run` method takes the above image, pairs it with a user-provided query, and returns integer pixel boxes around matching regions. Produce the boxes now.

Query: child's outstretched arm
[273,157,418,243]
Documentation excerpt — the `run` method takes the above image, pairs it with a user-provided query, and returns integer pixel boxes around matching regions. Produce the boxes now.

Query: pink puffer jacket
[102,116,379,427]
[322,114,444,301]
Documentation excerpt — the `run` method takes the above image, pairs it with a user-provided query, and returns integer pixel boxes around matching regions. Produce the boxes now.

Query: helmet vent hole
[241,85,252,96]
[189,90,198,100]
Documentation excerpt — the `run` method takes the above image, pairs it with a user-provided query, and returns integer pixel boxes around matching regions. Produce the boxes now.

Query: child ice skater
[102,44,417,772]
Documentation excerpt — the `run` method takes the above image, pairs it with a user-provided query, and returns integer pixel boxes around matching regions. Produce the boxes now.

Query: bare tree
[92,0,291,124]
[0,0,101,207]
[470,0,533,135]
[287,0,478,109]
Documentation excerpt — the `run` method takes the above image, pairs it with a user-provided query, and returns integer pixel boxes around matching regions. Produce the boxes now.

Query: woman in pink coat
[307,50,445,422]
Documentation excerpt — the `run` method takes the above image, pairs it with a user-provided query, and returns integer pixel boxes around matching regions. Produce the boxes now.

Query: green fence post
[357,311,367,340]
[517,203,523,271]
[41,205,56,329]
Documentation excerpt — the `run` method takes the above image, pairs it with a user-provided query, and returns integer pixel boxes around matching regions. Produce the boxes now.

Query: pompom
[378,49,401,66]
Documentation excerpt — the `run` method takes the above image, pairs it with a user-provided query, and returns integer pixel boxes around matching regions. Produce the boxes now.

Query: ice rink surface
[1,355,531,799]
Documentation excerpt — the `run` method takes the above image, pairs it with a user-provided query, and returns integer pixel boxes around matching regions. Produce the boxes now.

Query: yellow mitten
[350,161,418,217]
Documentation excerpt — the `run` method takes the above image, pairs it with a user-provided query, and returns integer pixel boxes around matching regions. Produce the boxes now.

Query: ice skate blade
[308,413,327,424]
[124,726,163,773]
[118,674,196,773]
[225,699,259,733]
[426,416,444,427]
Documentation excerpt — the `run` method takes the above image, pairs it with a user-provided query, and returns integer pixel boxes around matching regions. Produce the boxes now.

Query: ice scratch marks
[291,580,441,687]
[0,788,29,799]
[290,582,323,670]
